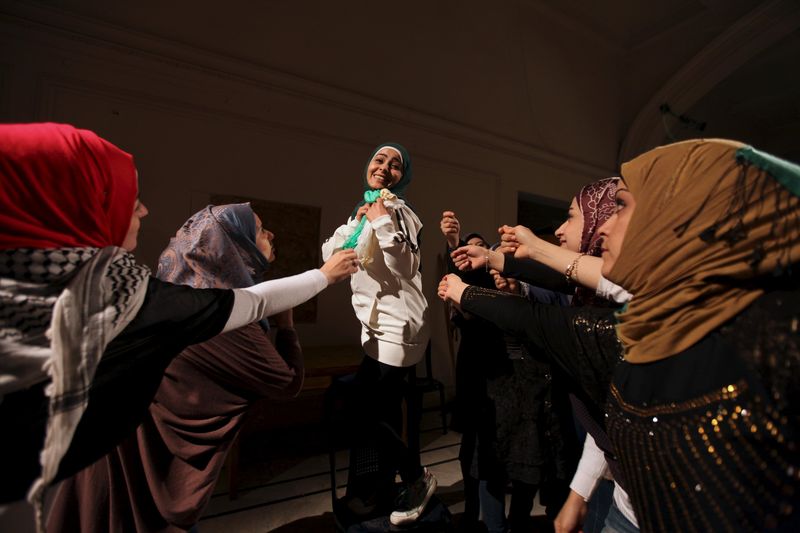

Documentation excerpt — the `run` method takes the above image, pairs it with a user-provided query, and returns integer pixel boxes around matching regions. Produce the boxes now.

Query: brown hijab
[607,139,800,363]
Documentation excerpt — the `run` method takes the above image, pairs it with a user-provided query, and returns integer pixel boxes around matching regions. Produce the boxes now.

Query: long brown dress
[47,323,303,532]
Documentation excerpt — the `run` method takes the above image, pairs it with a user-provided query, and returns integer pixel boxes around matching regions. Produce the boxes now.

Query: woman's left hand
[365,198,390,222]
[437,274,468,305]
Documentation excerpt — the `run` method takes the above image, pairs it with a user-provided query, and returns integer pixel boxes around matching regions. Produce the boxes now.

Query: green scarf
[342,189,383,250]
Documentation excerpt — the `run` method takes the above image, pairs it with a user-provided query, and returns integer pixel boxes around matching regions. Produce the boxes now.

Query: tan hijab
[607,139,800,363]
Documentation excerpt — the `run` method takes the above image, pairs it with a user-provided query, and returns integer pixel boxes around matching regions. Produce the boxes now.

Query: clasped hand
[355,198,390,222]
[437,273,467,305]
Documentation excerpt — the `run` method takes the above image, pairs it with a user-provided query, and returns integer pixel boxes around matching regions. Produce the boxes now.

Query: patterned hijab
[157,203,270,290]
[608,139,800,363]
[573,177,620,306]
[577,178,620,258]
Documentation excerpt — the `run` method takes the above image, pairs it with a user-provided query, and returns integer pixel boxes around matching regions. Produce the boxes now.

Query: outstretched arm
[498,225,603,291]
[225,250,358,332]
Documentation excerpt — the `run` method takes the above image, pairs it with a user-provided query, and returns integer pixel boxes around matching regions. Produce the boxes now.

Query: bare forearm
[527,240,602,290]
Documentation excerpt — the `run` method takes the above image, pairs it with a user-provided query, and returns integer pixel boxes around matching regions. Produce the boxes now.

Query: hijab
[343,142,414,251]
[157,203,271,328]
[157,203,270,289]
[0,123,148,526]
[349,142,413,217]
[608,139,800,363]
[573,177,620,306]
[0,123,137,249]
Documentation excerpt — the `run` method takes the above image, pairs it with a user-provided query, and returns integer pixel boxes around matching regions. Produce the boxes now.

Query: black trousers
[345,355,423,500]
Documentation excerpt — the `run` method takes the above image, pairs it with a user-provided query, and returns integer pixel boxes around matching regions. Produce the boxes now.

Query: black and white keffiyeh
[0,247,149,511]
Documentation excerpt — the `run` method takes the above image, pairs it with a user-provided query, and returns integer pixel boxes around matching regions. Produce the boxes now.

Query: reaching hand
[497,225,518,255]
[554,490,588,533]
[365,198,390,222]
[437,274,468,305]
[355,204,370,222]
[440,210,461,249]
[499,224,540,259]
[491,269,519,294]
[450,244,488,271]
[320,249,359,284]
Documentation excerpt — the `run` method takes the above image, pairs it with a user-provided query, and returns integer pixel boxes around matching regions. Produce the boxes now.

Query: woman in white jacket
[322,142,434,526]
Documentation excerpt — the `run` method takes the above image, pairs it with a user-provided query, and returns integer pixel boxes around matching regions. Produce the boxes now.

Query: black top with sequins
[607,287,800,532]
[460,285,625,482]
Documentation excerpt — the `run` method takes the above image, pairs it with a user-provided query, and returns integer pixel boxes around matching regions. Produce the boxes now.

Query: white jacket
[322,197,429,367]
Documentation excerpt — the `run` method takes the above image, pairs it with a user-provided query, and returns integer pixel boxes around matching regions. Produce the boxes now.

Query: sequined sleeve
[461,285,622,407]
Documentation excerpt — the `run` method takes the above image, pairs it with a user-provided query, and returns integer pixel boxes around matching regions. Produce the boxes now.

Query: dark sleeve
[503,255,572,294]
[181,323,304,399]
[56,278,235,481]
[461,285,622,407]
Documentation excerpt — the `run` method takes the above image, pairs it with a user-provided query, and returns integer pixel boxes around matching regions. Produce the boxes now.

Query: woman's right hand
[499,224,541,259]
[437,274,468,305]
[450,244,487,271]
[320,250,359,284]
[354,204,370,222]
[554,489,588,533]
[440,210,461,249]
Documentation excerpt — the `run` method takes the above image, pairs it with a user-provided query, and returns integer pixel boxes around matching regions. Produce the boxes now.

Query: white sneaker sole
[389,474,438,526]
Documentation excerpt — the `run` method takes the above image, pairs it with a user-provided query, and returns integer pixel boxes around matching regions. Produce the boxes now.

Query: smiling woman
[321,142,434,527]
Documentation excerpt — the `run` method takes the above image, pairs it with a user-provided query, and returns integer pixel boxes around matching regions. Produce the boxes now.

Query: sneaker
[389,468,438,526]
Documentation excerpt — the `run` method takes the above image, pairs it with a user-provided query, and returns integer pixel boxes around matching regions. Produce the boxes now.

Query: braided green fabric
[342,189,383,250]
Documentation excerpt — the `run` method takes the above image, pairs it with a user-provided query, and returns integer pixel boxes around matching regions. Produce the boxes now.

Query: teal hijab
[343,143,413,249]
[349,142,413,217]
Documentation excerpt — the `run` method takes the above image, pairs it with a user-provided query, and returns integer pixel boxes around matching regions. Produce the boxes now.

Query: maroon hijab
[573,177,619,306]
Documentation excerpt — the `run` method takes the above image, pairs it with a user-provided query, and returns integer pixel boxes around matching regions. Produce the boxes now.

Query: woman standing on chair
[322,143,433,527]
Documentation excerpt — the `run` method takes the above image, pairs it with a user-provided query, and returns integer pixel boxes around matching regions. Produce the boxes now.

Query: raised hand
[499,224,540,259]
[437,273,468,305]
[450,244,488,271]
[440,210,461,249]
[355,204,370,222]
[497,225,519,255]
[320,249,359,284]
[491,269,519,294]
[365,198,390,222]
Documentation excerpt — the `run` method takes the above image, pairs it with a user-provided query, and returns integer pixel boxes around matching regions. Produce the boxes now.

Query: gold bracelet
[565,253,586,284]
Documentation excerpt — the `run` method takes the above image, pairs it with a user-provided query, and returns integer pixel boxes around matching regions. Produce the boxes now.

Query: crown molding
[0,1,613,178]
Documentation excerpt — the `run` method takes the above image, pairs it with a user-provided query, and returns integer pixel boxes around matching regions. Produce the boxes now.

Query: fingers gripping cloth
[342,189,392,250]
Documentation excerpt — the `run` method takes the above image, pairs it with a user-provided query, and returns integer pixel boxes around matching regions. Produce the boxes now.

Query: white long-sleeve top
[321,198,429,367]
[571,425,638,528]
[225,269,329,332]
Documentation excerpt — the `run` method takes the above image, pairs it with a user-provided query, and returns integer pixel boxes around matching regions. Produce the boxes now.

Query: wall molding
[620,0,800,162]
[0,0,613,177]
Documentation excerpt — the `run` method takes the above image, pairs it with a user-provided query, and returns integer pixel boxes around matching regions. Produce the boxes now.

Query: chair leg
[438,386,448,434]
[329,447,338,503]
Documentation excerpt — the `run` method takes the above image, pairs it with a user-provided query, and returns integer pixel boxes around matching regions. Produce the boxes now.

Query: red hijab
[0,123,137,249]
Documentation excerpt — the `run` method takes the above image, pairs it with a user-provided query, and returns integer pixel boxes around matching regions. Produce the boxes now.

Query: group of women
[438,139,800,532]
[0,122,798,533]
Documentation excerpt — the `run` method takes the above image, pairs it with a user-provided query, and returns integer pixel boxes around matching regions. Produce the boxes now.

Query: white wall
[0,0,620,388]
